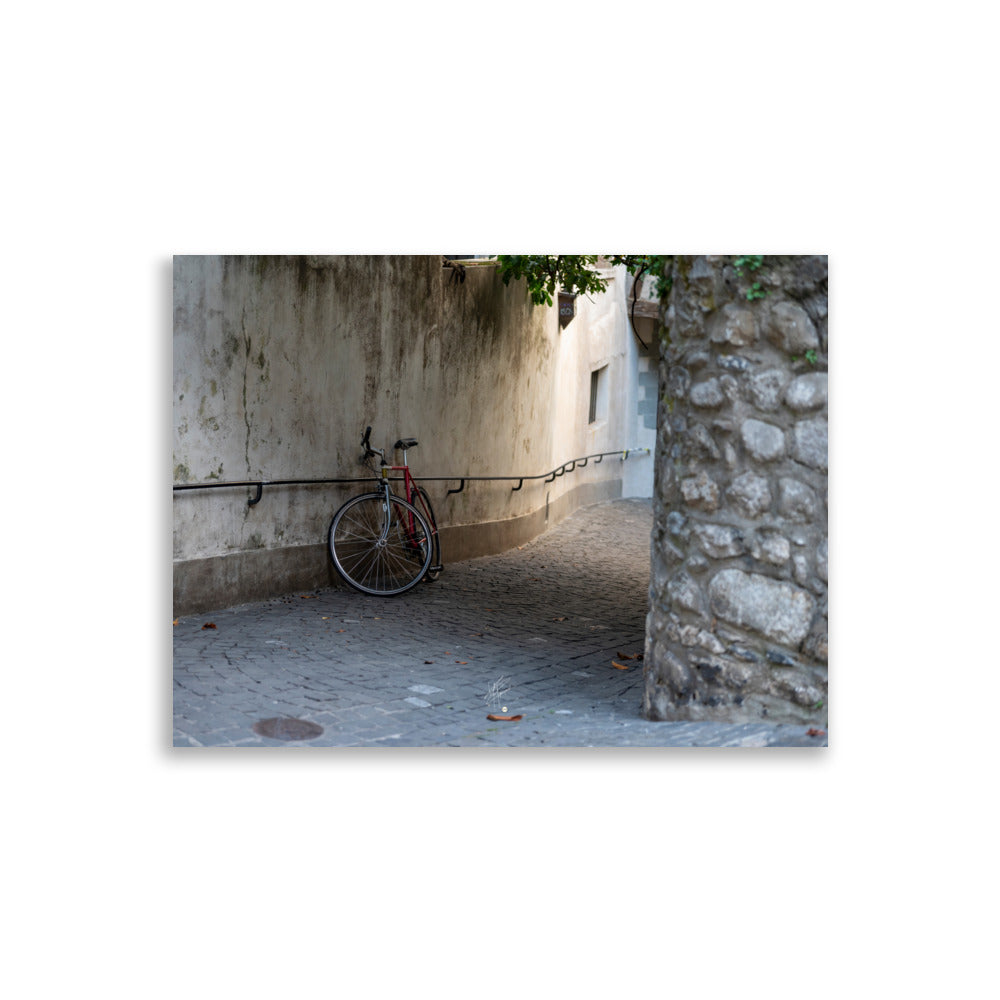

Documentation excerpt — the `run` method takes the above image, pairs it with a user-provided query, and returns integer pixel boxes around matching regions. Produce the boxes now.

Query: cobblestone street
[173,499,827,748]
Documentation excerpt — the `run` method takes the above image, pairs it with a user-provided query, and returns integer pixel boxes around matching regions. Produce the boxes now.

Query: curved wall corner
[173,256,634,615]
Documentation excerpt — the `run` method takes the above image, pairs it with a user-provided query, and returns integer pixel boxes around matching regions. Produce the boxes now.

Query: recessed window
[589,365,608,424]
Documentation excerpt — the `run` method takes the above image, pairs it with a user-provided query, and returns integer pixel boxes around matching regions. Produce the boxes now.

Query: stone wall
[643,256,828,725]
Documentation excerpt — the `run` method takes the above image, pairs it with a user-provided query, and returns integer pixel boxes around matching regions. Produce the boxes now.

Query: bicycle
[327,426,442,596]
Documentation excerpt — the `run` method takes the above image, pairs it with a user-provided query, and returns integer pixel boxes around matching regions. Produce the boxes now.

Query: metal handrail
[171,448,651,507]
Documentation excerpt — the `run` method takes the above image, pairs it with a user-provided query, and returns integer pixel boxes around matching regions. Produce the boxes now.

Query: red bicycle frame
[380,446,437,559]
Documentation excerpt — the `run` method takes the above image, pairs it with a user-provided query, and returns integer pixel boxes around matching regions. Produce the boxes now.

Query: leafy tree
[496,254,673,306]
[495,255,608,306]
[496,254,773,310]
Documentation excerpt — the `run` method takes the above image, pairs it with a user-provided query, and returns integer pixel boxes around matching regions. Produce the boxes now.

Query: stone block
[708,569,816,647]
[708,304,758,347]
[785,373,828,411]
[716,355,752,373]
[766,301,819,353]
[692,522,745,558]
[778,478,818,523]
[667,570,705,615]
[666,511,688,537]
[747,369,789,411]
[696,630,725,654]
[690,378,726,409]
[741,419,786,462]
[792,418,828,471]
[688,423,721,460]
[686,553,709,574]
[772,673,825,708]
[803,620,829,663]
[727,472,772,519]
[817,537,828,582]
[750,530,791,565]
[679,624,700,646]
[721,659,755,688]
[665,649,695,696]
[667,367,691,400]
[681,472,721,512]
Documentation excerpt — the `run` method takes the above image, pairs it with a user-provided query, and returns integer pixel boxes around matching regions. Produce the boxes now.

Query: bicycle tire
[328,492,432,596]
[413,485,442,581]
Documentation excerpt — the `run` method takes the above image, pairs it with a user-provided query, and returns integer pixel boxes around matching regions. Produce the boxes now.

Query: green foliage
[734,255,764,275]
[734,255,768,300]
[496,255,608,306]
[607,254,674,300]
[791,349,820,366]
[496,254,675,307]
[496,254,770,309]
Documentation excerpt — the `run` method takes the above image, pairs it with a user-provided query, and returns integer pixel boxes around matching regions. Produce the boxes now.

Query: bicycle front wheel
[329,493,432,596]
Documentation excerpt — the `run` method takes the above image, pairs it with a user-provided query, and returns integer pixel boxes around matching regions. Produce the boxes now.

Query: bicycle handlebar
[360,425,385,464]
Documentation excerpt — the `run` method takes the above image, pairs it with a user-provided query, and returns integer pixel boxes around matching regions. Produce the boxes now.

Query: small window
[589,365,608,424]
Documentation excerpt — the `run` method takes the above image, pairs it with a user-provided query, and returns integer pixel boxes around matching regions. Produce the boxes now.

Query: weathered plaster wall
[622,269,659,499]
[643,255,828,725]
[173,256,636,614]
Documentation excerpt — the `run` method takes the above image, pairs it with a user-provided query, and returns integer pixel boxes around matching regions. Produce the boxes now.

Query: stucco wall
[622,269,659,499]
[173,255,638,614]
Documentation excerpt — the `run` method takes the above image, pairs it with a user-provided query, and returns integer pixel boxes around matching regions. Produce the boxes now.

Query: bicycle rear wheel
[413,486,442,581]
[329,492,432,596]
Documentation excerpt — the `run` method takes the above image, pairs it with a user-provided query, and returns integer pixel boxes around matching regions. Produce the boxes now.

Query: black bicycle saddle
[394,438,418,450]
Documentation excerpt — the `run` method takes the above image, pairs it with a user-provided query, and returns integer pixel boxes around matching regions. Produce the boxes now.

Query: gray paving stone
[173,500,828,749]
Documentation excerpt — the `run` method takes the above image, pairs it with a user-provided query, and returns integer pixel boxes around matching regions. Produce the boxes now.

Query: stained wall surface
[173,256,642,613]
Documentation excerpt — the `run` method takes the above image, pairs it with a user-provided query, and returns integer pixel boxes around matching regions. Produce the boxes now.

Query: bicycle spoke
[329,492,431,595]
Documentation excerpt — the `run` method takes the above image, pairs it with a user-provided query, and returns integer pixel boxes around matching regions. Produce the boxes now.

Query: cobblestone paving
[173,499,828,748]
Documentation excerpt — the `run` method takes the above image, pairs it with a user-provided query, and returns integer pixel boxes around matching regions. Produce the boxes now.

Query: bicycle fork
[377,480,428,561]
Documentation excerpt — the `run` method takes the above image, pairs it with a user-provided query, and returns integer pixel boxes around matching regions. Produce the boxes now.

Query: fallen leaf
[299,595,316,599]
[456,660,468,665]
[612,660,629,670]
[486,714,523,722]
[173,619,179,626]
[336,629,346,633]
[552,616,567,622]
[202,623,217,630]
[806,728,826,737]
[617,652,636,660]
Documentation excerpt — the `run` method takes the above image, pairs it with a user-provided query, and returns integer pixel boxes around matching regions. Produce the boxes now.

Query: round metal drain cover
[253,718,324,741]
